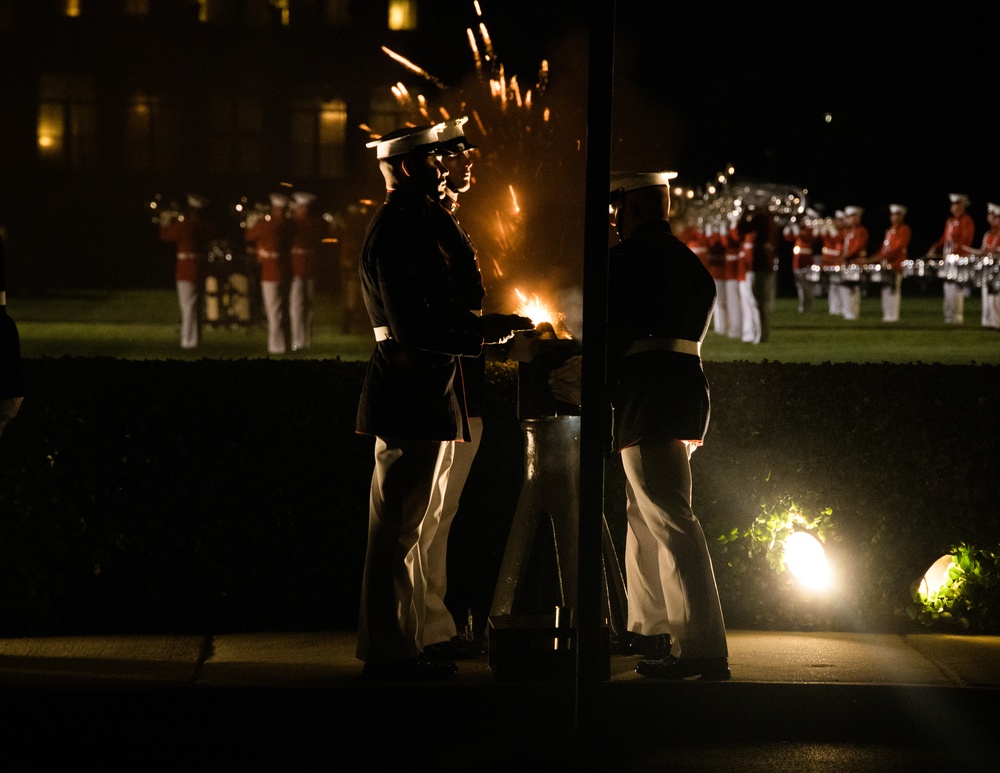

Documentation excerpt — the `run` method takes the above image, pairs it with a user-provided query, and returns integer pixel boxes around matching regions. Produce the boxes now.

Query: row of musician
[677,195,1000,328]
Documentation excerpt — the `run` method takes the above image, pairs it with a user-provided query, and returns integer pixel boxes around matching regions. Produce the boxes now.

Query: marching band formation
[676,191,1000,337]
[154,190,367,353]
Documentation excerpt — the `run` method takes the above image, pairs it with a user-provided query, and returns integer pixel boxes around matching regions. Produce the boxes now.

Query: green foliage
[907,543,1000,632]
[2,357,1000,636]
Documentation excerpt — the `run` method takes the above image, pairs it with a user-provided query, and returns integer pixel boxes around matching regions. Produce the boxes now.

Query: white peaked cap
[844,205,864,216]
[609,171,678,201]
[949,193,971,205]
[988,202,1000,216]
[435,116,477,152]
[366,125,447,159]
[292,191,316,206]
[187,194,208,208]
[889,203,908,215]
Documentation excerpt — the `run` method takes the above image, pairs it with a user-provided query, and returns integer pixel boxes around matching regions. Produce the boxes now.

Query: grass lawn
[6,286,1000,364]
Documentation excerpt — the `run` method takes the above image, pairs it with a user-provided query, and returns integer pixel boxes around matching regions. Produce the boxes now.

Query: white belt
[624,338,701,357]
[177,252,198,260]
[258,249,280,259]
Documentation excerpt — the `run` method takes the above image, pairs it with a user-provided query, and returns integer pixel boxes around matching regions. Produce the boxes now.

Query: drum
[841,263,862,283]
[865,262,892,285]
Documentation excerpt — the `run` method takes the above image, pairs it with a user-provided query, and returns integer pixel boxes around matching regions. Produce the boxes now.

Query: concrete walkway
[2,629,997,689]
[2,629,997,769]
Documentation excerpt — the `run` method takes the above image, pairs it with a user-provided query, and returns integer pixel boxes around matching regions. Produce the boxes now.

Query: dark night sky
[424,1,1000,253]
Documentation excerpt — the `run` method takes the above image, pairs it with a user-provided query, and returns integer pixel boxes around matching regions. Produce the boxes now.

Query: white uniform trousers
[981,284,998,329]
[357,436,455,663]
[289,275,314,350]
[827,275,843,316]
[881,273,902,322]
[841,283,861,321]
[261,280,287,354]
[713,279,727,335]
[793,270,815,313]
[419,417,483,648]
[943,281,964,324]
[621,438,728,660]
[740,274,760,344]
[176,280,200,349]
[724,280,742,339]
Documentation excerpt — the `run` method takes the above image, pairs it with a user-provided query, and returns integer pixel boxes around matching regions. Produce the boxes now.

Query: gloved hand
[483,313,534,345]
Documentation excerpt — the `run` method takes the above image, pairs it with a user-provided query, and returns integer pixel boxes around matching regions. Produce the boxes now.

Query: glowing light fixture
[919,554,956,600]
[784,531,831,591]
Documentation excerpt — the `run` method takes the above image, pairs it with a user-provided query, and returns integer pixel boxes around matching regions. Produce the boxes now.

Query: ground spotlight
[918,554,956,600]
[784,531,832,591]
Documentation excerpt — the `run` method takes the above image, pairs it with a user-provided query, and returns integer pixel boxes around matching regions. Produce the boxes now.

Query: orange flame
[514,289,558,328]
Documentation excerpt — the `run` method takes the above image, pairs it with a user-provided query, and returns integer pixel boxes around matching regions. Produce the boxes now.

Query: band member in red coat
[980,202,1000,328]
[246,192,291,354]
[159,193,209,349]
[873,204,911,323]
[929,193,976,324]
[720,221,743,339]
[820,211,845,316]
[703,221,729,334]
[784,208,819,313]
[839,206,869,321]
[289,191,326,351]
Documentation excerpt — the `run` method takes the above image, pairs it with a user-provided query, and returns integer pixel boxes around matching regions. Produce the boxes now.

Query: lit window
[388,0,416,30]
[271,0,290,26]
[291,97,347,179]
[124,0,150,15]
[64,0,81,17]
[38,74,98,169]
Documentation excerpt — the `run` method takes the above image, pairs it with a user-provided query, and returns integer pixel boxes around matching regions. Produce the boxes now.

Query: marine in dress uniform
[930,193,975,325]
[246,192,291,354]
[607,171,729,680]
[288,191,325,351]
[875,204,911,323]
[355,124,530,681]
[418,117,487,660]
[838,205,869,321]
[980,202,1000,329]
[159,193,209,349]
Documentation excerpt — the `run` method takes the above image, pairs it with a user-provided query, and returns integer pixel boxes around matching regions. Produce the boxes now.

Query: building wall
[0,0,435,289]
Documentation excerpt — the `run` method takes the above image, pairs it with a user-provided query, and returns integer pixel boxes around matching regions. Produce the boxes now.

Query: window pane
[387,0,416,31]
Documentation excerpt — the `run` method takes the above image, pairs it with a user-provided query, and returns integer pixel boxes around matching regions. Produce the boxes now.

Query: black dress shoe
[361,655,458,682]
[423,636,485,661]
[620,632,672,660]
[635,655,730,681]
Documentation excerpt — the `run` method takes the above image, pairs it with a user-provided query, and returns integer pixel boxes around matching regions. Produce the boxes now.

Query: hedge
[0,357,997,636]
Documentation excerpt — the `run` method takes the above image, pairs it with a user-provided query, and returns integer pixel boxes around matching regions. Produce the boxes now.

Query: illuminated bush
[908,543,1000,632]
